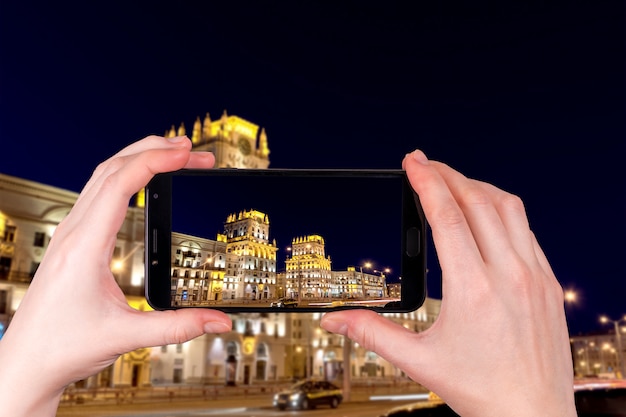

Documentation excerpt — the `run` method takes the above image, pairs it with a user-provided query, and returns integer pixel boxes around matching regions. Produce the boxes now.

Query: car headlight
[290,393,301,401]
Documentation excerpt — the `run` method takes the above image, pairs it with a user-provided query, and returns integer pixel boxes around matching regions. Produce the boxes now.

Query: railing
[59,378,425,407]
[0,270,34,283]
[59,382,291,406]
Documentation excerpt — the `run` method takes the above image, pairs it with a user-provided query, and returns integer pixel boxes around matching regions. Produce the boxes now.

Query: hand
[0,136,232,416]
[320,150,576,417]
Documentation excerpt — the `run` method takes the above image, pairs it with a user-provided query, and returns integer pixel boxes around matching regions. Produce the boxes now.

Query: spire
[219,110,229,141]
[192,116,202,144]
[259,127,270,157]
[177,122,186,137]
[202,112,212,140]
[166,125,176,138]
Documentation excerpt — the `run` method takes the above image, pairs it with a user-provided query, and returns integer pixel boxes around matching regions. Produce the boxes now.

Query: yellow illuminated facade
[165,110,270,169]
[170,213,386,305]
[286,235,333,299]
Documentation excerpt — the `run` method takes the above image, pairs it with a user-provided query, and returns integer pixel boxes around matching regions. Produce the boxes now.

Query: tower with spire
[165,110,271,169]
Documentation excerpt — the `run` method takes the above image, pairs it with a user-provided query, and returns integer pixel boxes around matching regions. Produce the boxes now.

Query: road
[182,298,399,309]
[160,401,417,416]
[57,397,427,417]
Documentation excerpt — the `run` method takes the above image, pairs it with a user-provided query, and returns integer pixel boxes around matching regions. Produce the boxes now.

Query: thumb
[115,308,232,351]
[321,310,429,373]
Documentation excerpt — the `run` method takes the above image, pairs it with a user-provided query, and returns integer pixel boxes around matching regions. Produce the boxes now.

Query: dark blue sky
[1,1,624,334]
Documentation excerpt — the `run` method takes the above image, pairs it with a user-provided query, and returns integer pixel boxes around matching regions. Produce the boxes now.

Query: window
[176,343,183,353]
[0,290,7,314]
[0,257,11,280]
[173,368,183,383]
[3,225,16,242]
[33,232,46,248]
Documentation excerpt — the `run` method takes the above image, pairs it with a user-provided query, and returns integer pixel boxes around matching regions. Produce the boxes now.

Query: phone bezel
[145,168,426,313]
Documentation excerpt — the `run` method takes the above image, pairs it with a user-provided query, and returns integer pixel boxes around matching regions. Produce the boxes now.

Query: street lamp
[599,314,626,378]
[564,289,577,304]
[374,267,391,297]
[359,262,372,299]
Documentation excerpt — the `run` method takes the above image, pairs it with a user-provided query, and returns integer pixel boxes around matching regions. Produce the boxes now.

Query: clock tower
[165,110,270,169]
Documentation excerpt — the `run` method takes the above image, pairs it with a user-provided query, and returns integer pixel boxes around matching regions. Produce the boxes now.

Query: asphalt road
[57,397,424,417]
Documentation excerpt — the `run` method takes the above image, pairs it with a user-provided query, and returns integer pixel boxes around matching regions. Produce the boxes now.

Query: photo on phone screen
[145,169,426,313]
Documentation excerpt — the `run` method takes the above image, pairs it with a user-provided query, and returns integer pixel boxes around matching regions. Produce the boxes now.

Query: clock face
[238,137,252,156]
[243,339,255,355]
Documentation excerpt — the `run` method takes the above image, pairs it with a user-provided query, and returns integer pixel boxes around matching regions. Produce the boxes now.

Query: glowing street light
[564,289,577,304]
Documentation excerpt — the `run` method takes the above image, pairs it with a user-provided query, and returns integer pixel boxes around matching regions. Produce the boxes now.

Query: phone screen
[145,169,426,312]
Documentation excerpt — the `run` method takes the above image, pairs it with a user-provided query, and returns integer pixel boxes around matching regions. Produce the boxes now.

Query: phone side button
[152,229,158,253]
[405,227,421,257]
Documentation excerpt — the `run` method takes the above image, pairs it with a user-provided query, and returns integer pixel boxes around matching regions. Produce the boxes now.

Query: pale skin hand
[0,136,232,417]
[321,150,576,417]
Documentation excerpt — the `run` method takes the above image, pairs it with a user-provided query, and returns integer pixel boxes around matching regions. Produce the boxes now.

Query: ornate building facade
[0,112,442,390]
[165,110,270,169]
[170,215,387,307]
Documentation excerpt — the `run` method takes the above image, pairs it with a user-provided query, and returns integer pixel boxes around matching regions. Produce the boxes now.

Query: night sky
[1,1,624,335]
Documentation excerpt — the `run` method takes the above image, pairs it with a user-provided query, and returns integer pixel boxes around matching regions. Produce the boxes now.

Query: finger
[530,232,556,280]
[112,135,189,159]
[113,308,232,352]
[64,146,195,254]
[402,151,484,282]
[475,181,537,266]
[433,163,522,266]
[320,310,430,376]
[76,136,189,206]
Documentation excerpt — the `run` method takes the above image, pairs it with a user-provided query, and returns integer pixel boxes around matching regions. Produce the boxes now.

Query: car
[273,379,343,410]
[270,297,298,308]
[378,397,459,417]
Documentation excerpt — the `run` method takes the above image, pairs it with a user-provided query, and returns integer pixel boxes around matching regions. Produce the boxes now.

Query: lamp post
[285,246,302,303]
[374,267,391,297]
[359,262,372,300]
[600,315,626,378]
[202,256,213,303]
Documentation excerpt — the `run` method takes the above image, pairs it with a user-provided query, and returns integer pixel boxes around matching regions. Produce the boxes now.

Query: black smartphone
[145,169,426,313]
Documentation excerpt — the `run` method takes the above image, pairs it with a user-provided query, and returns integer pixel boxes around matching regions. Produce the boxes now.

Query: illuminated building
[170,221,386,306]
[170,210,279,305]
[170,232,228,305]
[286,235,332,299]
[570,331,626,378]
[0,174,74,337]
[222,210,277,300]
[165,109,270,169]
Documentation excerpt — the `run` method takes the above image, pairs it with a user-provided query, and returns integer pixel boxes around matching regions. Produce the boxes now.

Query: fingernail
[410,149,429,165]
[167,136,187,144]
[204,321,231,333]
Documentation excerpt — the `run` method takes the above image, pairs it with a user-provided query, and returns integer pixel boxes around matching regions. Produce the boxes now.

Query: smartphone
[145,169,426,313]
